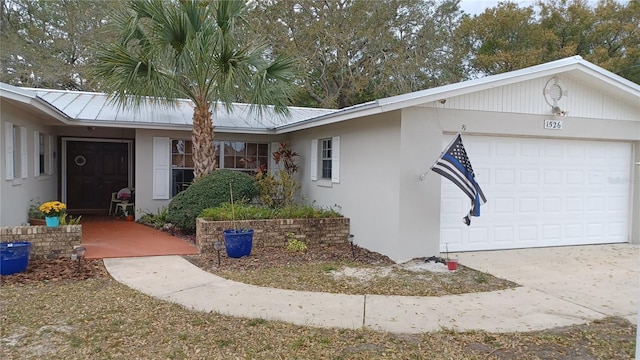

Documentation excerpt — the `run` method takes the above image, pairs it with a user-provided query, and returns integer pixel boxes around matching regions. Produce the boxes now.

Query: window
[321,138,332,179]
[171,139,194,197]
[220,141,269,173]
[13,126,19,178]
[34,131,49,176]
[5,124,27,180]
[311,136,340,184]
[39,133,45,174]
[167,139,269,196]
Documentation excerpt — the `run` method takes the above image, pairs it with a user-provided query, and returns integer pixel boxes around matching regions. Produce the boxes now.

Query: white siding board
[443,76,636,120]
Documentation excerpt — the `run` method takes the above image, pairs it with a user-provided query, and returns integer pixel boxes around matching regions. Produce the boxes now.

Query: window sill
[317,179,333,188]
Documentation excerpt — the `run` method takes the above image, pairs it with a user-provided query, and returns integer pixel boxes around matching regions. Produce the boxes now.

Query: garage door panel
[494,227,514,242]
[495,169,515,184]
[441,136,631,252]
[566,170,584,184]
[542,197,562,212]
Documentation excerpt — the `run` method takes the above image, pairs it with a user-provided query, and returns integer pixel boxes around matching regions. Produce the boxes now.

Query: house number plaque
[544,120,563,130]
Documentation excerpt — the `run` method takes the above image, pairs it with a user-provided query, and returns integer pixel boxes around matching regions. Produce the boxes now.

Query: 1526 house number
[544,120,563,130]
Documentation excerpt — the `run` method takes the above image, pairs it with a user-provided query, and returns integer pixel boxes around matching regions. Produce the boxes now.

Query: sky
[458,0,632,15]
[459,0,529,14]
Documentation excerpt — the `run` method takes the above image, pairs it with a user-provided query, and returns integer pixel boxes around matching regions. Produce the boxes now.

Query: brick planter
[196,217,350,254]
[0,225,82,259]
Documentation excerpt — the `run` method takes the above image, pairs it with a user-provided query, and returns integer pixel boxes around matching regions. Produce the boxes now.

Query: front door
[66,141,130,213]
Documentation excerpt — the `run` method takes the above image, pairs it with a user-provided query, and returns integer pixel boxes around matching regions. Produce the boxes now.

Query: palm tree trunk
[192,101,217,180]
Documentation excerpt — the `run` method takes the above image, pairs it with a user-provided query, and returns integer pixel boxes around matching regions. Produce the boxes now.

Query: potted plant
[28,199,46,226]
[444,243,458,271]
[124,210,135,222]
[222,183,253,258]
[38,200,66,227]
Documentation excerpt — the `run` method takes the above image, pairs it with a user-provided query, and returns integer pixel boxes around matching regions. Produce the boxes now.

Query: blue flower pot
[223,229,254,258]
[1,242,32,275]
[45,216,59,227]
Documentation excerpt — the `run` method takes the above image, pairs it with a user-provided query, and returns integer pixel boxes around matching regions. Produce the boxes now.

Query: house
[2,56,639,262]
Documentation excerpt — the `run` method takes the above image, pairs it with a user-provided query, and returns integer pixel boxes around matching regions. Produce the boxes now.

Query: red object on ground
[446,259,458,271]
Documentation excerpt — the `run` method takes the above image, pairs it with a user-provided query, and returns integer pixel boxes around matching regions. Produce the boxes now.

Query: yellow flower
[39,201,67,217]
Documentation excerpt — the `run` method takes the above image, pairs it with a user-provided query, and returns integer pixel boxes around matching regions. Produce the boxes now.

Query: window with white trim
[167,139,270,197]
[311,136,340,183]
[5,124,27,180]
[34,131,50,176]
[220,141,269,174]
[171,139,195,197]
[13,125,20,178]
[321,138,332,179]
[38,132,45,174]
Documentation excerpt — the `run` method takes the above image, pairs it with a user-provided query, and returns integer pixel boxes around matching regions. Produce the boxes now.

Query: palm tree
[92,0,296,179]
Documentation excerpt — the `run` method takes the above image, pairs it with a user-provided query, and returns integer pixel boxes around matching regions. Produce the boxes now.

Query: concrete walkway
[103,243,639,334]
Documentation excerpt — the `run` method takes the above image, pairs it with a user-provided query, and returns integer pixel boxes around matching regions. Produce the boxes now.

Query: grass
[0,278,636,359]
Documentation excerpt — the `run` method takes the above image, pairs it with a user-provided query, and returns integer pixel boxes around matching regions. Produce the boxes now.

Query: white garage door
[440,136,632,252]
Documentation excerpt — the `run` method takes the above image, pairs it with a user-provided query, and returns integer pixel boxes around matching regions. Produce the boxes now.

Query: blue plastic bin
[1,242,32,275]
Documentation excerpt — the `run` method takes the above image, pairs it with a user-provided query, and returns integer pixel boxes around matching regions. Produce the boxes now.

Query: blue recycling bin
[1,242,32,275]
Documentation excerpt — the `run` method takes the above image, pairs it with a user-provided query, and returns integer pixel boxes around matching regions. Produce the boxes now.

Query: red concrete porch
[80,216,199,259]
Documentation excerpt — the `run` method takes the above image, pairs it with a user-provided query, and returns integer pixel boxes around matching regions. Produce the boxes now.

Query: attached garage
[441,135,632,252]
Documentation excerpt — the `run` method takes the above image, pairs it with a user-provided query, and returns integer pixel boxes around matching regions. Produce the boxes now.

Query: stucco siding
[1,101,58,226]
[291,112,403,260]
[432,108,640,142]
[397,107,444,262]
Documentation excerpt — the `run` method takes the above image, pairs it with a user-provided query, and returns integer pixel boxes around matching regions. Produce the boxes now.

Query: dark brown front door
[66,141,130,213]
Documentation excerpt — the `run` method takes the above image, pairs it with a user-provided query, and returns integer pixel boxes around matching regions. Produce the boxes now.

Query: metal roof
[31,88,337,131]
[0,83,336,132]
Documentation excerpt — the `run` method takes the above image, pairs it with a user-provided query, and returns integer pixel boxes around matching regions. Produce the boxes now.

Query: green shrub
[199,203,341,220]
[199,202,274,220]
[286,233,307,253]
[139,206,169,229]
[255,142,301,208]
[60,214,82,225]
[167,169,258,233]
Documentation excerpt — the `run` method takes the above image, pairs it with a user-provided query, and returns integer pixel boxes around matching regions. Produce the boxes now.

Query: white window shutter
[152,137,171,199]
[310,139,318,181]
[20,127,28,179]
[269,142,280,174]
[331,136,340,183]
[34,131,40,177]
[4,122,14,180]
[47,135,53,175]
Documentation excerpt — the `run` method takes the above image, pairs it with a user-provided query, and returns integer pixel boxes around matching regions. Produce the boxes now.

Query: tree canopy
[91,0,297,179]
[0,0,119,90]
[1,0,638,108]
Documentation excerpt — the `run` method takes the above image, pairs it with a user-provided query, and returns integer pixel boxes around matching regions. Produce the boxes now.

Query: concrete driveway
[454,243,640,324]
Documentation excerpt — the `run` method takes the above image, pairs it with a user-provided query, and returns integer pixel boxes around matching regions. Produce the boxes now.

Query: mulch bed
[1,258,109,286]
[184,243,395,272]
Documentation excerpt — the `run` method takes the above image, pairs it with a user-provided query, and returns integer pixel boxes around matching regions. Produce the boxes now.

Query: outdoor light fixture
[72,246,86,273]
[213,241,223,267]
[348,234,355,259]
